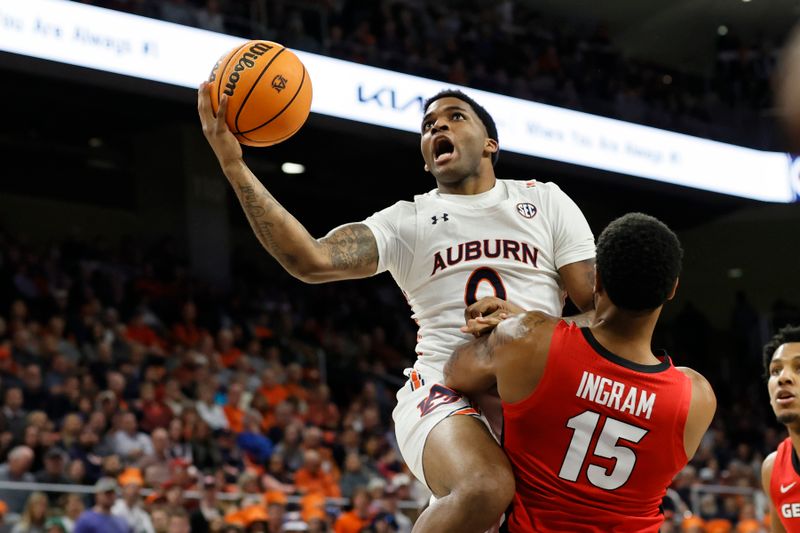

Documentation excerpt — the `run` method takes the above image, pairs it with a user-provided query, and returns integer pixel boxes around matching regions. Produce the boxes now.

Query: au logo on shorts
[272,74,288,92]
[516,202,537,219]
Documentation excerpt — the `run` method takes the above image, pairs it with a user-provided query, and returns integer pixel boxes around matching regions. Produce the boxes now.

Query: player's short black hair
[423,89,499,166]
[763,325,800,378]
[596,213,682,311]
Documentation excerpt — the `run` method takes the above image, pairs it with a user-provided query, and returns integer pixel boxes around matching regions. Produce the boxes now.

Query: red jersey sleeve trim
[502,320,570,417]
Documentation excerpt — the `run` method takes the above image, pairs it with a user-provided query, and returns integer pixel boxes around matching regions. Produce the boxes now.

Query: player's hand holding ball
[198,40,313,166]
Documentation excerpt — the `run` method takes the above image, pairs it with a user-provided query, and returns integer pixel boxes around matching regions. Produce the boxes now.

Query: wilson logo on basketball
[223,42,273,96]
[271,74,288,92]
[516,202,537,219]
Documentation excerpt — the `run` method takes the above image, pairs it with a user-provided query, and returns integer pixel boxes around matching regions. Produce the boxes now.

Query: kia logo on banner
[357,86,425,113]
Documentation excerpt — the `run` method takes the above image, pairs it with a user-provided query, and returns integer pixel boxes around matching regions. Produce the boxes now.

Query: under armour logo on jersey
[516,202,537,219]
[431,213,449,224]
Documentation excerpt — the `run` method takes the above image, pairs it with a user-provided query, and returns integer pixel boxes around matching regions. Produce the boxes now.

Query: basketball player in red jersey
[444,213,716,532]
[198,83,596,532]
[762,326,800,532]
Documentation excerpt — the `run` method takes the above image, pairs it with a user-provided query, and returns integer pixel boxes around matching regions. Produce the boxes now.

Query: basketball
[778,26,800,151]
[207,40,312,147]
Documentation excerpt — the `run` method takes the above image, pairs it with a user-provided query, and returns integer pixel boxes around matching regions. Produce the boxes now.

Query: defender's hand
[198,82,243,169]
[463,296,525,323]
[461,311,510,337]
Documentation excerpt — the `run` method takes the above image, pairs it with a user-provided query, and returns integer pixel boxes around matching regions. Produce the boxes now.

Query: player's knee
[456,465,515,513]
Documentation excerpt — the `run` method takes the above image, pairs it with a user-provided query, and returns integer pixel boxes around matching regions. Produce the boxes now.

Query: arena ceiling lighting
[281,162,306,175]
[1,0,798,202]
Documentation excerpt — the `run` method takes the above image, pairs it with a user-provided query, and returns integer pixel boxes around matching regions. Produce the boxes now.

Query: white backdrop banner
[0,0,794,202]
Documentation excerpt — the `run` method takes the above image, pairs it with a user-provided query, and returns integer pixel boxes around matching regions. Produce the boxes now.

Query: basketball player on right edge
[198,84,596,532]
[761,326,800,532]
[757,26,800,532]
[445,213,716,532]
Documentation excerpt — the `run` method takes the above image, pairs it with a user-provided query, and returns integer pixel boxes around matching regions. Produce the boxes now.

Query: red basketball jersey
[770,438,800,532]
[502,321,692,532]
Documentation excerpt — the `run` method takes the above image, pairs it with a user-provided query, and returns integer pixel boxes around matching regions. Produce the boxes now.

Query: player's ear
[594,269,603,294]
[667,278,679,301]
[484,138,499,157]
[424,164,430,172]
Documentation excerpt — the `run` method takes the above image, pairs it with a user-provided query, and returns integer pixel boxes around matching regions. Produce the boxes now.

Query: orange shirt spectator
[334,488,372,533]
[284,363,308,402]
[172,301,206,348]
[294,450,341,498]
[223,383,245,433]
[126,320,162,348]
[172,323,206,348]
[258,368,289,406]
[217,328,242,368]
[221,346,243,368]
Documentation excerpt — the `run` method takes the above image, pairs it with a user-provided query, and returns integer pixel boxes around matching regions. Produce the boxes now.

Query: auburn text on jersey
[431,239,540,276]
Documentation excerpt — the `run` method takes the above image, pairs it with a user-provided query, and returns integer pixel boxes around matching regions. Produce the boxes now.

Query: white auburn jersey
[362,179,595,376]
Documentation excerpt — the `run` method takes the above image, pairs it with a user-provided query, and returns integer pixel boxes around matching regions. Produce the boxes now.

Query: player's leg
[413,414,514,533]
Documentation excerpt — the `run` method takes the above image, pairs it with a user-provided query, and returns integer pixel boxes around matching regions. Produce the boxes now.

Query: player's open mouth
[777,390,795,404]
[434,137,456,164]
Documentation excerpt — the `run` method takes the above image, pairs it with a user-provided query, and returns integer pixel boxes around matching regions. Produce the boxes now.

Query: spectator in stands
[60,493,85,532]
[195,384,228,432]
[381,477,411,533]
[0,387,28,440]
[223,383,245,434]
[44,517,67,533]
[136,383,172,434]
[339,452,371,499]
[34,448,69,505]
[111,468,153,533]
[189,476,222,533]
[111,413,153,462]
[162,382,186,419]
[165,420,192,465]
[236,410,273,466]
[261,453,294,494]
[74,477,131,533]
[171,302,205,349]
[189,421,222,472]
[258,369,288,408]
[0,446,35,513]
[57,414,83,456]
[334,487,372,533]
[166,510,190,533]
[264,491,287,533]
[11,491,47,533]
[273,423,304,472]
[294,450,340,498]
[149,507,169,533]
[217,329,241,369]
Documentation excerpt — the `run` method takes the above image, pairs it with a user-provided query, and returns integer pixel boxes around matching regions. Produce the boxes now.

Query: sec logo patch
[516,202,537,219]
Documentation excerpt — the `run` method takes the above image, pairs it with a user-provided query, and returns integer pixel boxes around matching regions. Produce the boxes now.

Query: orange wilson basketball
[207,40,312,147]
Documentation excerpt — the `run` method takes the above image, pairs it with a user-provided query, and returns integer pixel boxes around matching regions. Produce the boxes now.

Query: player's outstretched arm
[198,83,378,283]
[763,452,788,533]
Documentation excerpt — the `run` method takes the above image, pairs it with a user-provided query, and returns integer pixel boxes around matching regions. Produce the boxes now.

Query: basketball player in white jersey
[198,83,596,532]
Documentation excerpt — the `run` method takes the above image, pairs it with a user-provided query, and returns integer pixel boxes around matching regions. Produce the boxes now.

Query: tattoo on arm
[319,224,378,271]
[236,184,297,267]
